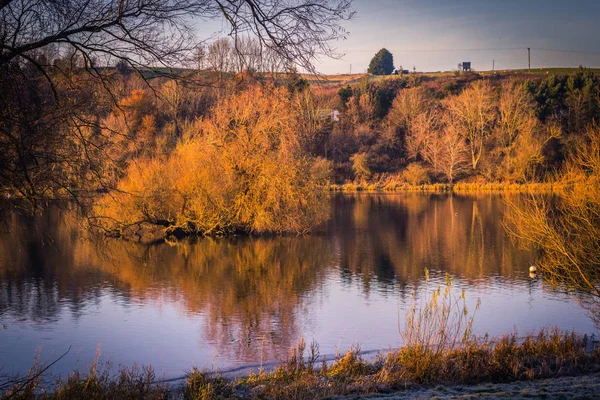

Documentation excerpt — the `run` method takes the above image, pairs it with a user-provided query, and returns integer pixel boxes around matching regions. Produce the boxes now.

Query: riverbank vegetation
[92,85,331,237]
[88,66,600,237]
[2,22,600,238]
[2,3,600,240]
[329,69,597,188]
[4,279,600,399]
[506,124,600,298]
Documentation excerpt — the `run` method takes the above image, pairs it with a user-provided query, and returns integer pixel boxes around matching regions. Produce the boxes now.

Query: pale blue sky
[320,0,600,73]
[202,0,600,74]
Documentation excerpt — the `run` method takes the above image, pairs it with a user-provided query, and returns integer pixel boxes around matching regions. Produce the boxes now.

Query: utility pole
[350,64,352,75]
[527,47,531,73]
[493,60,495,71]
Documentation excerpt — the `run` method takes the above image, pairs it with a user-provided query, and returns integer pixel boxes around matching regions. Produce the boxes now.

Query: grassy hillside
[302,67,600,90]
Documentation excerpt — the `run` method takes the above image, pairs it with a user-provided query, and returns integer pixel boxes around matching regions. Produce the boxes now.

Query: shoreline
[4,329,600,399]
[329,181,570,194]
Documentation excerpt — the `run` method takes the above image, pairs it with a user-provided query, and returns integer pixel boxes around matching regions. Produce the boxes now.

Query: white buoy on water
[529,265,537,273]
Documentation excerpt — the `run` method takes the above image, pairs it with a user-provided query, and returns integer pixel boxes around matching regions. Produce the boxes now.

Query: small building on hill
[459,62,472,72]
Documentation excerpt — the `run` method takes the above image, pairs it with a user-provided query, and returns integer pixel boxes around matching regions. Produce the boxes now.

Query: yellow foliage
[444,81,496,170]
[118,89,153,111]
[350,152,371,181]
[506,125,600,297]
[402,163,430,185]
[95,86,331,236]
[387,86,431,134]
[346,92,375,126]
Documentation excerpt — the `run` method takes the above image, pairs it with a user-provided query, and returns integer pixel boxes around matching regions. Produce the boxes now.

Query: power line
[349,47,600,56]
[531,47,600,56]
[347,47,523,54]
[392,47,524,53]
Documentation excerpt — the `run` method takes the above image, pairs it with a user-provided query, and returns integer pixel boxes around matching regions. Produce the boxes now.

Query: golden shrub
[94,85,331,236]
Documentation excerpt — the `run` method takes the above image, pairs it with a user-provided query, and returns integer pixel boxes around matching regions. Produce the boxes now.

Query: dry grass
[3,353,169,399]
[330,180,566,193]
[7,330,596,399]
[5,279,600,399]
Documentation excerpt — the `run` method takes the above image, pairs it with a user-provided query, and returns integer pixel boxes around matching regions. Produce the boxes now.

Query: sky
[201,0,600,74]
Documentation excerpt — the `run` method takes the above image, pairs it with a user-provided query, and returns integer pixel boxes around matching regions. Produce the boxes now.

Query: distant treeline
[326,68,598,185]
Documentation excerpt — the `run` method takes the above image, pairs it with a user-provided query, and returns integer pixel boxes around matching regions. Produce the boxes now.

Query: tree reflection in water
[0,207,334,362]
[1,193,543,365]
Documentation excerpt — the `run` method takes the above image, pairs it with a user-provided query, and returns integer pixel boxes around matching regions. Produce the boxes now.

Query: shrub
[402,163,430,185]
[94,86,331,237]
[350,153,371,181]
[185,369,231,400]
[327,347,370,379]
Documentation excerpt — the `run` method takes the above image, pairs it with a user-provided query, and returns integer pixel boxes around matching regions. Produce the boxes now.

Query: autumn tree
[389,87,434,160]
[410,112,443,172]
[494,81,560,182]
[346,92,376,126]
[292,90,333,155]
[161,80,185,137]
[437,124,469,182]
[497,81,535,148]
[207,38,232,76]
[350,153,371,181]
[94,86,332,236]
[506,126,600,297]
[388,87,431,137]
[507,123,550,182]
[444,81,496,171]
[231,36,264,73]
[193,44,208,70]
[404,112,435,162]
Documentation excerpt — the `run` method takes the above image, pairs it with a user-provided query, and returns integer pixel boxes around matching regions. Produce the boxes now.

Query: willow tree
[94,85,332,237]
[506,125,600,298]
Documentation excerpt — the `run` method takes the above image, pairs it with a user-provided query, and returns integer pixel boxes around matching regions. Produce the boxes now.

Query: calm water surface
[0,193,597,380]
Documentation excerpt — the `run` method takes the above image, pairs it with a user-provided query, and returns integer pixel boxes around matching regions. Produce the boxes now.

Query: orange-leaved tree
[94,85,331,237]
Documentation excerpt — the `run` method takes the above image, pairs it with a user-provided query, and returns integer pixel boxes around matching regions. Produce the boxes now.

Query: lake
[0,193,597,382]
